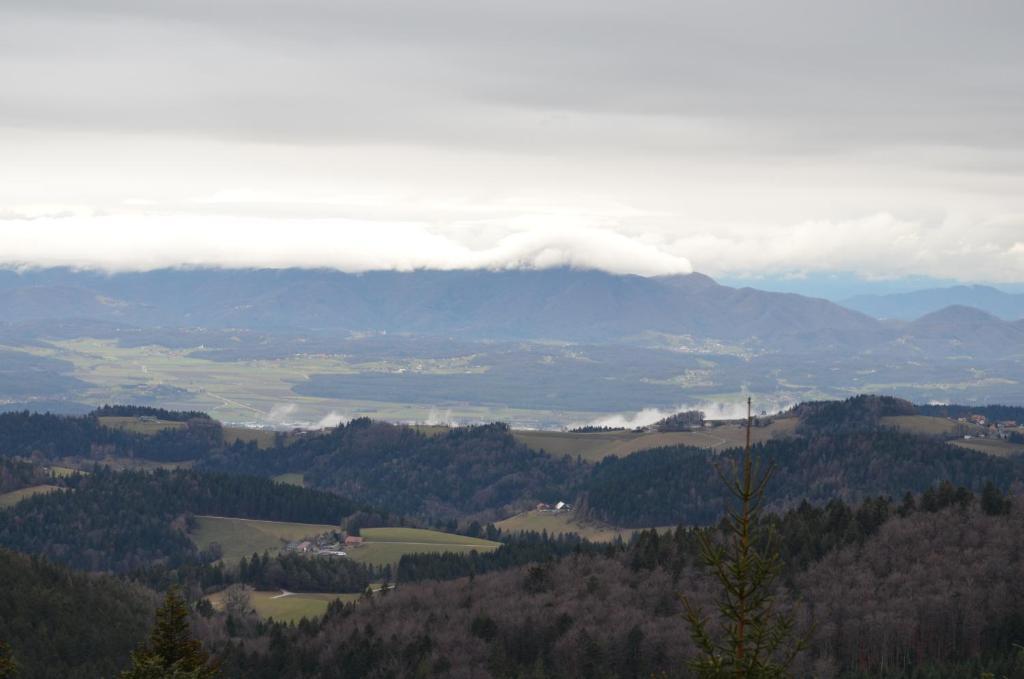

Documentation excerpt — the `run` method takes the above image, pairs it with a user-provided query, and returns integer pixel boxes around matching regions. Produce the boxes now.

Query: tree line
[0,467,365,574]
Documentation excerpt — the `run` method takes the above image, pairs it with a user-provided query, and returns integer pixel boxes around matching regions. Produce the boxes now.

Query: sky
[2,1,1023,291]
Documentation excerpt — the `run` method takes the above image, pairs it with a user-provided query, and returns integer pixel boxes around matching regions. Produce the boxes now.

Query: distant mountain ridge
[0,267,1020,358]
[900,305,1024,356]
[842,285,1024,321]
[0,267,885,352]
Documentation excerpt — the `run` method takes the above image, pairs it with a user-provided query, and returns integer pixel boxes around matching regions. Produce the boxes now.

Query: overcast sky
[1,1,1023,284]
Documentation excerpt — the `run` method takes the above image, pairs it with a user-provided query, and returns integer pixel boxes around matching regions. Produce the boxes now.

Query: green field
[190,517,500,566]
[359,527,496,546]
[48,465,82,478]
[0,484,62,508]
[97,415,187,434]
[99,413,279,449]
[880,415,977,436]
[349,527,500,567]
[950,438,1024,457]
[209,589,361,623]
[19,337,607,429]
[223,427,280,449]
[496,511,644,542]
[513,418,798,462]
[272,472,304,487]
[190,516,338,562]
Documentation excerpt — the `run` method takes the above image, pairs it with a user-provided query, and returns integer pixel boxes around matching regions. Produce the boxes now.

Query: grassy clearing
[496,511,645,542]
[223,427,279,449]
[347,527,500,567]
[101,414,279,449]
[190,518,499,567]
[190,516,337,563]
[272,472,304,487]
[950,438,1024,457]
[514,418,798,463]
[48,465,81,478]
[411,425,451,437]
[92,457,193,472]
[97,416,187,435]
[359,527,498,546]
[347,542,493,567]
[208,589,361,623]
[880,415,971,436]
[0,485,62,508]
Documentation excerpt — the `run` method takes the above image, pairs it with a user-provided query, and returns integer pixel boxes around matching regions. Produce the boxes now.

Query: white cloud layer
[0,217,693,276]
[1,1,1022,283]
[3,212,1023,283]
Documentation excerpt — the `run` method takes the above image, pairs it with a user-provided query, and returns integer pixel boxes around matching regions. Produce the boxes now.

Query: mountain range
[843,284,1024,321]
[0,267,1022,358]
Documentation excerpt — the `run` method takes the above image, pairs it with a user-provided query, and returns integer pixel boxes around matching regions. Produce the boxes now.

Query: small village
[957,414,1021,441]
[284,530,364,558]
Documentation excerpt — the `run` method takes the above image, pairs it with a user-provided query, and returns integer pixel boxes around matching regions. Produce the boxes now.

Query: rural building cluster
[284,531,364,558]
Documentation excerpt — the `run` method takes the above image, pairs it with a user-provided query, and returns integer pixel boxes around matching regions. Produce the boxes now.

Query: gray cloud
[3,1,1021,151]
[1,1,1022,282]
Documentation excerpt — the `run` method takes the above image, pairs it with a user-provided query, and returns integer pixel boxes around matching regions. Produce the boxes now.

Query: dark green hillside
[0,410,221,462]
[0,548,155,679]
[583,430,1020,527]
[212,494,1024,679]
[202,419,584,521]
[0,468,363,573]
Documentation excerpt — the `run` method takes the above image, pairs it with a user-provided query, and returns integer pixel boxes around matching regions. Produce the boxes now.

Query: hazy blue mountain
[2,268,1021,361]
[0,267,886,352]
[899,305,1024,356]
[842,285,1024,321]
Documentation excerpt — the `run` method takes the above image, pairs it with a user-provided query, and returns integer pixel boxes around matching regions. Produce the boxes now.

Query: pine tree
[121,587,219,678]
[682,398,807,678]
[0,640,16,679]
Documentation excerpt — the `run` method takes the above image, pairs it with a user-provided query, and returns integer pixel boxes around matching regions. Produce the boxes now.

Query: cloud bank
[4,213,1023,283]
[1,1,1022,284]
[0,217,693,276]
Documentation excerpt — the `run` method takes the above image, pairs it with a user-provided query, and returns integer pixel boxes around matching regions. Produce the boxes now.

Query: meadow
[208,588,362,623]
[512,417,798,462]
[190,517,500,567]
[879,415,972,436]
[496,511,648,542]
[0,484,62,508]
[97,415,186,434]
[190,516,337,562]
[950,438,1024,457]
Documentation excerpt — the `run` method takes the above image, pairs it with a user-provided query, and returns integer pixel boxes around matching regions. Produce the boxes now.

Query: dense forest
[584,429,1021,526]
[210,487,1024,678]
[0,410,222,462]
[1,472,1020,677]
[202,419,585,521]
[790,394,918,433]
[916,402,1024,422]
[2,396,1024,677]
[0,458,52,494]
[3,399,1023,530]
[0,547,155,679]
[0,468,364,573]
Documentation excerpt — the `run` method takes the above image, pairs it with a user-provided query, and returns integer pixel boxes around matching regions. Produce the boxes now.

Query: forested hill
[0,547,155,678]
[215,490,1024,679]
[0,409,223,462]
[0,468,365,573]
[3,398,1023,530]
[584,430,1021,526]
[201,419,586,521]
